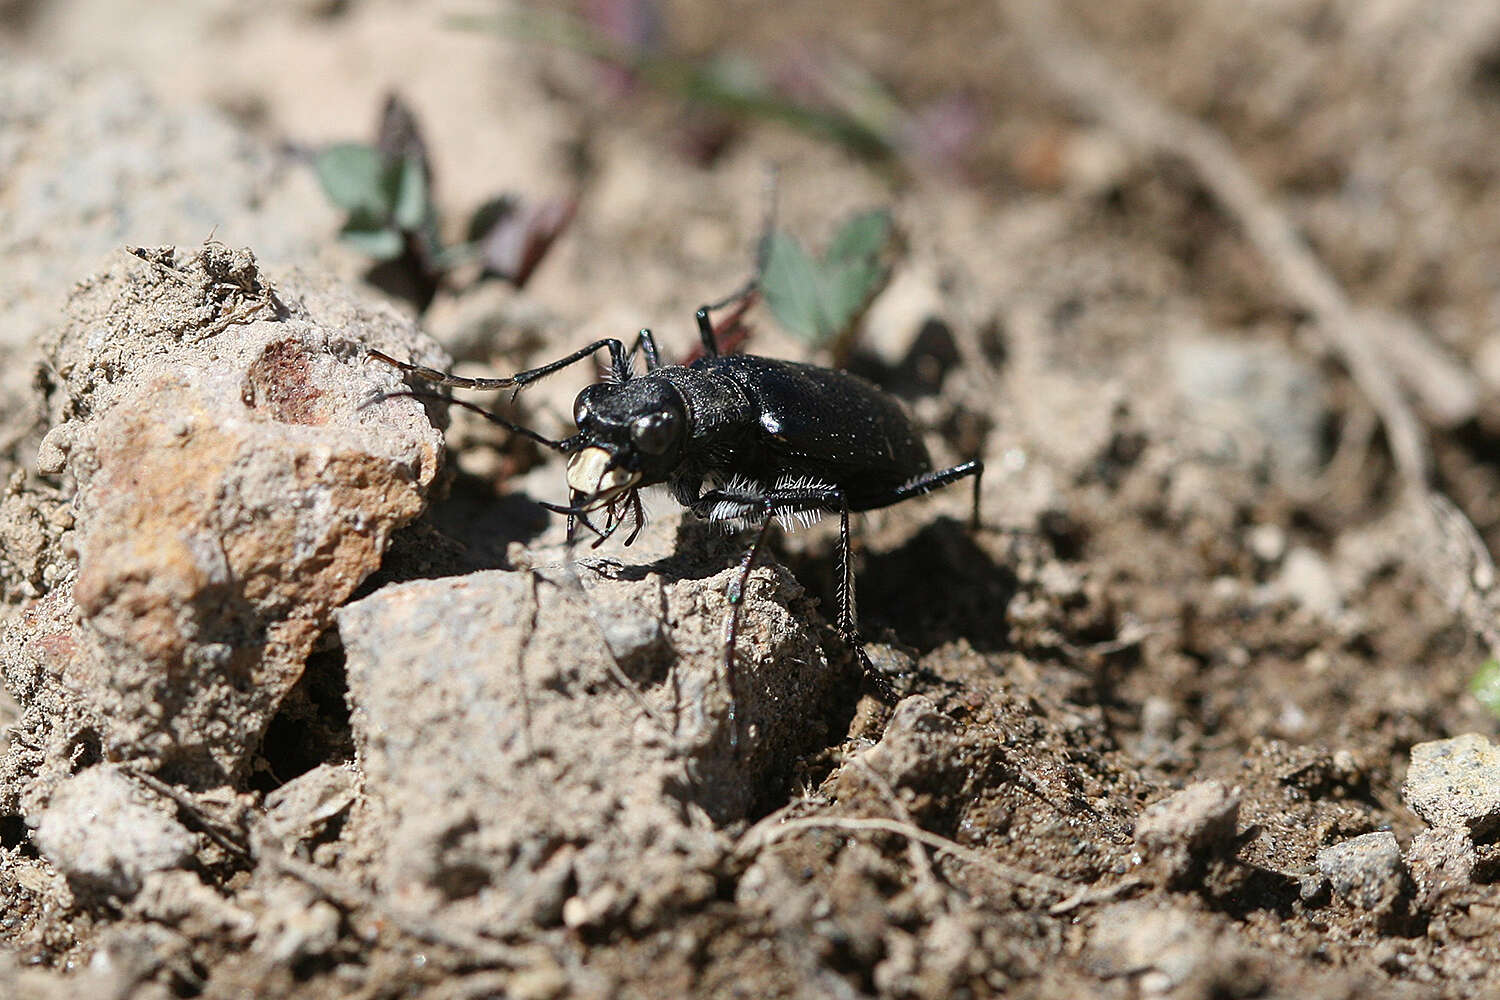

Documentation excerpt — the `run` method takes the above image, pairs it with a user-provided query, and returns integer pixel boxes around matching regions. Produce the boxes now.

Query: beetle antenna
[364,389,567,452]
[694,166,778,358]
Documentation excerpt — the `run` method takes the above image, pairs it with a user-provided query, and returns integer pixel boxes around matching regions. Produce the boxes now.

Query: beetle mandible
[369,282,983,747]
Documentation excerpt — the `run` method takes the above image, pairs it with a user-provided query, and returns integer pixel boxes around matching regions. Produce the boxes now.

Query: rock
[858,695,961,786]
[252,882,342,964]
[1315,831,1406,911]
[258,763,358,852]
[335,531,836,934]
[588,594,668,673]
[1086,902,1220,993]
[0,953,115,1000]
[1271,547,1342,618]
[1134,781,1241,885]
[1405,826,1477,907]
[1401,734,1500,836]
[1246,523,1287,564]
[0,246,445,795]
[1169,335,1328,480]
[31,765,195,898]
[130,870,257,944]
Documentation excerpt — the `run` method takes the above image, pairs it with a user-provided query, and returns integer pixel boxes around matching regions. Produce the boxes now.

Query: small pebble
[1315,831,1405,911]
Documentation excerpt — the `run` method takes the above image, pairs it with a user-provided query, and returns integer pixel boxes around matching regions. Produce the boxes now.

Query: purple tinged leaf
[474,197,578,288]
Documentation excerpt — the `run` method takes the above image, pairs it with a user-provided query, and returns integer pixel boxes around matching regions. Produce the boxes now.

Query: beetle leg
[623,490,646,546]
[723,517,775,754]
[631,329,662,373]
[868,460,986,532]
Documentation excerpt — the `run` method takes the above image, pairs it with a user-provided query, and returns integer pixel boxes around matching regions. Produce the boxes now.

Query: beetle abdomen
[701,356,932,508]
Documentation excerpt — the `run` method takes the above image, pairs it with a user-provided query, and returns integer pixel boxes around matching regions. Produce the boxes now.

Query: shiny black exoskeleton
[370,290,983,746]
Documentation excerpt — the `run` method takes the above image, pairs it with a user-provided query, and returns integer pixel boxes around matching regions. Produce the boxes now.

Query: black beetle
[369,286,982,746]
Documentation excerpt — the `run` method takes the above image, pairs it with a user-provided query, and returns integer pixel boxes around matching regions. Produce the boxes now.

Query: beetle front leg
[631,329,662,373]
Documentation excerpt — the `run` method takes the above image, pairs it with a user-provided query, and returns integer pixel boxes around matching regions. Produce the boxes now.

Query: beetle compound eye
[573,395,591,426]
[631,411,679,454]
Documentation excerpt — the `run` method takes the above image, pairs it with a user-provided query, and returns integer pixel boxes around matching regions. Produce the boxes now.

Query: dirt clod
[1315,831,1407,913]
[32,765,195,899]
[1134,781,1241,887]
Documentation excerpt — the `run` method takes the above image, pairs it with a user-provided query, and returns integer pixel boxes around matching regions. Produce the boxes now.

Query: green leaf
[826,209,892,265]
[822,256,886,333]
[761,231,828,343]
[391,156,430,232]
[339,224,405,261]
[1471,660,1500,717]
[760,210,895,347]
[314,144,394,217]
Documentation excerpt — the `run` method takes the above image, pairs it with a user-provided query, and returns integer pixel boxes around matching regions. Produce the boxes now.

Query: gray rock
[857,695,962,789]
[1404,826,1478,907]
[336,532,836,935]
[31,765,195,898]
[1315,831,1406,911]
[258,763,358,852]
[1401,734,1500,836]
[1134,781,1240,885]
[1169,336,1327,480]
[1272,546,1342,618]
[1086,902,1220,993]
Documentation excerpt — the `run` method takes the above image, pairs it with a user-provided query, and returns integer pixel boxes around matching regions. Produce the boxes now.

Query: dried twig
[257,844,530,969]
[1010,1,1500,658]
[845,755,946,906]
[738,814,1084,901]
[124,767,251,859]
[1047,876,1145,916]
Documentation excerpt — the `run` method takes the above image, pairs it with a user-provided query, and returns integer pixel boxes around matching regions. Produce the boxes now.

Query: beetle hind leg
[872,460,986,531]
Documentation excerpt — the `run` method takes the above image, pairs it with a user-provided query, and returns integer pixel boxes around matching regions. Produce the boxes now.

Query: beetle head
[565,379,688,510]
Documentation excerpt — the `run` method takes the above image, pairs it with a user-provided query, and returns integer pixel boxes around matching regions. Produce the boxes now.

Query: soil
[4,1,1500,998]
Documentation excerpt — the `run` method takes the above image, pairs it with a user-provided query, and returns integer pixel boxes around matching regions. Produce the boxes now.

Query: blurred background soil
[5,1,1500,997]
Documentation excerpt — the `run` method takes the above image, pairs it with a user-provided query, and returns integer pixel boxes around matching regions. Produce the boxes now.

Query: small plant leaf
[1471,660,1500,717]
[315,144,393,218]
[471,195,577,287]
[761,231,827,343]
[467,196,518,242]
[821,255,886,335]
[391,156,430,232]
[761,210,895,347]
[826,209,891,265]
[376,94,431,176]
[338,224,405,261]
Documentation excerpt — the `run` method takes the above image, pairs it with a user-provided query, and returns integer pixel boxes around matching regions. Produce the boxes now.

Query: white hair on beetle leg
[768,472,834,531]
[704,474,767,531]
[774,505,826,532]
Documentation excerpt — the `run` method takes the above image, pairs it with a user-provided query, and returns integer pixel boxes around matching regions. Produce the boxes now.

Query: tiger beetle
[368,282,983,750]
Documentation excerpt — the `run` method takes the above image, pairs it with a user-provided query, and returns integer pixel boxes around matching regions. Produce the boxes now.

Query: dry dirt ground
[5,1,1500,998]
